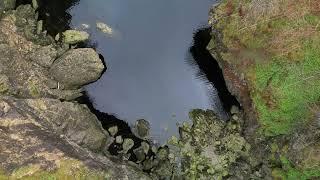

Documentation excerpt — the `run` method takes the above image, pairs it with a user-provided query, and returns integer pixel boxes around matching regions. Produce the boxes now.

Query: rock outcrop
[0,4,150,179]
[50,48,105,89]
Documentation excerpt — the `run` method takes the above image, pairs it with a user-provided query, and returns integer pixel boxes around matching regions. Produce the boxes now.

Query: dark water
[16,0,240,143]
[67,0,225,142]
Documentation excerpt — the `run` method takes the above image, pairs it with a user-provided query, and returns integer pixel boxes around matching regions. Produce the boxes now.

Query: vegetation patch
[0,159,108,180]
[211,0,320,136]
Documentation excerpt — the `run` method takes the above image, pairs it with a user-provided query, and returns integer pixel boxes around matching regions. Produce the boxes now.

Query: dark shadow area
[189,27,240,112]
[16,0,80,35]
[75,92,155,162]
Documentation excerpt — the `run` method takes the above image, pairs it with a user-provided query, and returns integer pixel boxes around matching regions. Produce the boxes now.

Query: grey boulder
[50,48,105,89]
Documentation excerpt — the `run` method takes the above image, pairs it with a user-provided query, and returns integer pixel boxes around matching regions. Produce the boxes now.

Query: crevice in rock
[189,27,240,113]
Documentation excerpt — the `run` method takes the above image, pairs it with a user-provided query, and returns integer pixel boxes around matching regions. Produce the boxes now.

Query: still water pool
[66,0,224,142]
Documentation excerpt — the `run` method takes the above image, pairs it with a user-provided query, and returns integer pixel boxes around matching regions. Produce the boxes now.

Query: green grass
[272,156,320,180]
[212,0,320,136]
[253,38,320,136]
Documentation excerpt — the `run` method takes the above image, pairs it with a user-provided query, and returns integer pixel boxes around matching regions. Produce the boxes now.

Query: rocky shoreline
[1,0,319,179]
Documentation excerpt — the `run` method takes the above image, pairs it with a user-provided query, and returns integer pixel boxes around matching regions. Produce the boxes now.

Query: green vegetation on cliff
[210,0,320,136]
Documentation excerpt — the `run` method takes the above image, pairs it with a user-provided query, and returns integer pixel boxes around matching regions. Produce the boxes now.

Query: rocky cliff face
[0,3,150,179]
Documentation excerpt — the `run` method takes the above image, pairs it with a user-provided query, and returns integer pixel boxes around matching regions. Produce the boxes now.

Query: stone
[55,33,60,41]
[32,0,38,9]
[156,147,169,161]
[96,22,113,35]
[151,146,158,154]
[133,119,150,140]
[50,48,105,89]
[0,0,16,11]
[122,138,135,154]
[232,115,239,121]
[108,126,118,137]
[36,20,43,35]
[62,30,89,44]
[141,142,150,154]
[133,147,146,162]
[116,135,123,144]
[230,106,240,115]
[29,45,57,68]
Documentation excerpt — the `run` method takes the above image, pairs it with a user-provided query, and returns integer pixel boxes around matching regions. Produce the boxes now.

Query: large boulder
[0,10,84,100]
[50,48,105,90]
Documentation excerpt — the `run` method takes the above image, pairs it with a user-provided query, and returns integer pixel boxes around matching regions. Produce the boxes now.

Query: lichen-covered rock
[0,0,16,11]
[50,48,105,89]
[0,96,150,179]
[168,109,253,179]
[133,119,150,140]
[122,138,135,154]
[62,30,89,44]
[108,126,118,137]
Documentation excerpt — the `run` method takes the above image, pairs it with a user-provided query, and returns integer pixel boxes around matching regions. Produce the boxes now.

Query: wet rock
[28,45,57,68]
[108,126,118,137]
[122,138,135,154]
[133,119,150,140]
[50,48,105,89]
[0,0,16,11]
[96,22,113,35]
[62,30,89,44]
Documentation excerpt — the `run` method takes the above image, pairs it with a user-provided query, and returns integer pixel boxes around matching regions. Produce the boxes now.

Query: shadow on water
[188,27,240,112]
